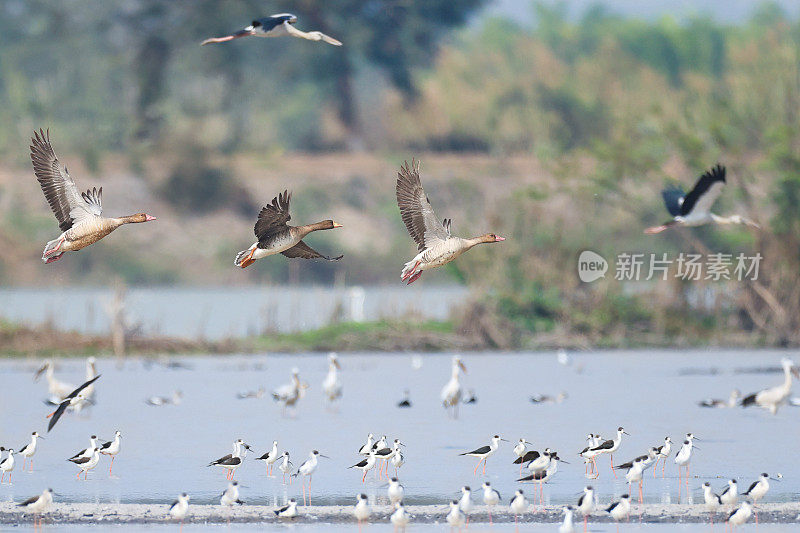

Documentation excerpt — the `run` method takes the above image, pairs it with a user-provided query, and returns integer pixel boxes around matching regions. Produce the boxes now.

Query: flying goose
[201,13,342,46]
[645,164,758,234]
[234,190,343,268]
[30,129,156,263]
[396,159,504,284]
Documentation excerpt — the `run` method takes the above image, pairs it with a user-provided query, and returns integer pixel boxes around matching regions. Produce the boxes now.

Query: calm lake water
[0,286,469,339]
[0,351,797,518]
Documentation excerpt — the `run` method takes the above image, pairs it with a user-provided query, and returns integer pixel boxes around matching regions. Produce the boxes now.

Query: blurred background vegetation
[0,1,798,348]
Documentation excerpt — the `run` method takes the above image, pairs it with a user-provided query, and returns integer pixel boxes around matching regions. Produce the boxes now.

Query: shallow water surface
[0,286,467,339]
[0,350,797,511]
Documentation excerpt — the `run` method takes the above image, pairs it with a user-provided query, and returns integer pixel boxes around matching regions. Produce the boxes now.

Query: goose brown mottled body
[395,159,505,284]
[234,189,343,268]
[30,129,156,263]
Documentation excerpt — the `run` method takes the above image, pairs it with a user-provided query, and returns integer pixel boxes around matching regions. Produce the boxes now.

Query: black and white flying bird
[201,14,342,47]
[46,375,101,432]
[645,164,758,234]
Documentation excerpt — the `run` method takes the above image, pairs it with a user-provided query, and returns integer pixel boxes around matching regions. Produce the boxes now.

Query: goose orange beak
[332,222,343,228]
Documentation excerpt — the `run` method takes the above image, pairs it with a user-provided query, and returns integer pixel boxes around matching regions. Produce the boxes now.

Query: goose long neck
[115,215,139,226]
[298,221,332,236]
[782,365,792,391]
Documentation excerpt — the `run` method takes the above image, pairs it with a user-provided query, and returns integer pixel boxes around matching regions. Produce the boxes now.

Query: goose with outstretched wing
[202,13,342,46]
[396,159,505,284]
[234,190,343,268]
[30,129,155,263]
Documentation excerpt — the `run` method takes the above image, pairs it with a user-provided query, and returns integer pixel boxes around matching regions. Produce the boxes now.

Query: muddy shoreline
[2,502,799,525]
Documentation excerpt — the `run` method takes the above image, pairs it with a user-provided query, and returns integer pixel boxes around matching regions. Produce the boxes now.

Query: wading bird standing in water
[460,435,507,476]
[441,356,467,418]
[645,164,758,234]
[322,353,342,406]
[741,358,799,414]
[293,450,328,506]
[17,488,53,529]
[17,432,43,472]
[201,14,342,46]
[234,190,343,268]
[30,130,156,263]
[34,360,74,401]
[395,159,505,284]
[168,493,190,530]
[272,368,309,416]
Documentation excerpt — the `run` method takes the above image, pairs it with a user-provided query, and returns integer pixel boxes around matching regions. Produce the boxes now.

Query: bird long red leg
[611,454,617,478]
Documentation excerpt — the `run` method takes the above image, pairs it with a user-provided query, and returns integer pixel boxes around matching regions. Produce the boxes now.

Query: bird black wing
[727,508,738,520]
[349,458,369,468]
[69,448,88,460]
[274,504,290,516]
[578,494,586,507]
[396,159,449,251]
[744,481,758,495]
[254,190,291,242]
[209,453,233,466]
[100,441,112,450]
[606,501,619,513]
[70,456,91,465]
[513,451,539,464]
[615,461,633,470]
[460,445,490,456]
[740,393,757,407]
[591,439,614,451]
[18,495,40,507]
[680,164,726,216]
[516,474,535,482]
[661,186,685,217]
[65,375,101,400]
[253,16,292,32]
[47,399,71,432]
[169,500,180,512]
[281,241,343,261]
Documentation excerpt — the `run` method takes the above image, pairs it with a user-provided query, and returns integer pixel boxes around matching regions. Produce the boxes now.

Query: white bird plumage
[741,358,799,414]
[440,356,467,418]
[322,353,342,404]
